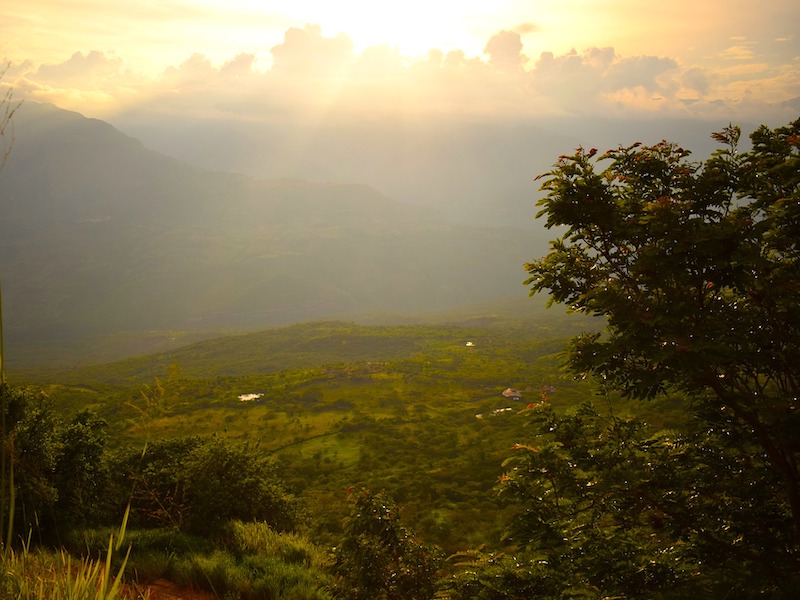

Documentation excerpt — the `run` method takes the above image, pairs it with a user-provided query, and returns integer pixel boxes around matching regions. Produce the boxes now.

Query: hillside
[36,317,638,552]
[115,111,734,228]
[36,311,591,383]
[30,316,692,555]
[0,103,554,367]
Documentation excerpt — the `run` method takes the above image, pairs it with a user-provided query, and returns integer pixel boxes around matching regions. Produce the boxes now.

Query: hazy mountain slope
[113,111,741,228]
[37,310,594,385]
[113,114,574,227]
[0,103,550,361]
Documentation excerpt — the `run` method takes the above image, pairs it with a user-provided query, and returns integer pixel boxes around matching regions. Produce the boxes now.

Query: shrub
[110,436,302,536]
[333,489,443,600]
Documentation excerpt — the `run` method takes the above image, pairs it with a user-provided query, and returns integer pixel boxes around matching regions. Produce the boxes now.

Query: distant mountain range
[0,102,555,364]
[113,108,739,228]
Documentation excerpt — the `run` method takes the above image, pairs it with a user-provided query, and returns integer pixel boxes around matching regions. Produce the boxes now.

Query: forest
[1,117,799,599]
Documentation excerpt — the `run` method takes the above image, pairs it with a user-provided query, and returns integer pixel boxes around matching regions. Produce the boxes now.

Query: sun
[224,0,496,58]
[316,1,482,57]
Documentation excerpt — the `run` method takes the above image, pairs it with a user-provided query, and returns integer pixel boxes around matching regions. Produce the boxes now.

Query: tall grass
[164,520,334,600]
[223,520,329,568]
[71,520,334,599]
[0,506,133,600]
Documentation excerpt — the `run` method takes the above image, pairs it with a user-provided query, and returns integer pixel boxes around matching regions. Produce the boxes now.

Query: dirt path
[127,578,217,600]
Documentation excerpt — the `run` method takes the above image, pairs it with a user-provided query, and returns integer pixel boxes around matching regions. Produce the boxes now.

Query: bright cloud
[484,31,525,73]
[1,1,798,124]
[34,51,125,86]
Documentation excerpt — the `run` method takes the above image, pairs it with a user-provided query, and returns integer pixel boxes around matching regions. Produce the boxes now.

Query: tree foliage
[515,120,800,594]
[110,436,301,537]
[0,386,112,542]
[4,387,62,535]
[52,410,110,529]
[333,489,442,600]
[448,399,797,597]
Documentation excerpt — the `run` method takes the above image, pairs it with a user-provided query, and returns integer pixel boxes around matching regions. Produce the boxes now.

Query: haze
[3,1,797,214]
[3,1,798,122]
[1,0,799,358]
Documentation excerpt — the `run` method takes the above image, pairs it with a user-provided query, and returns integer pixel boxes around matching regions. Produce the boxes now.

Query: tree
[181,436,300,536]
[3,387,62,538]
[0,390,113,542]
[52,410,110,529]
[333,489,442,600]
[0,66,18,171]
[0,66,21,387]
[523,120,800,586]
[0,64,22,552]
[447,399,796,597]
[111,436,301,536]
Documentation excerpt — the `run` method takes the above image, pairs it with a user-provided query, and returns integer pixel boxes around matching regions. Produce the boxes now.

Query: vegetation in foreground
[1,118,798,598]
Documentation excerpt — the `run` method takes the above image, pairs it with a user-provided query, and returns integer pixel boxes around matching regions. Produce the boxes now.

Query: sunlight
[220,0,495,57]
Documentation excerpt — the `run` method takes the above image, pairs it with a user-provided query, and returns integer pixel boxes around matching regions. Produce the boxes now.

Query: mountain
[0,102,552,365]
[113,110,740,228]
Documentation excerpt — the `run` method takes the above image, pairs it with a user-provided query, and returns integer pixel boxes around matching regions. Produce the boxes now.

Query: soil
[126,578,218,600]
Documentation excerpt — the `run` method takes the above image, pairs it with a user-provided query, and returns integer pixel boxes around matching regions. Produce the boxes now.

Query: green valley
[2,91,797,598]
[27,316,635,551]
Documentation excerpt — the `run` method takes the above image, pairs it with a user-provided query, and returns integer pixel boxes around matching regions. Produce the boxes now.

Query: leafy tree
[0,65,18,171]
[0,388,113,541]
[109,436,201,531]
[182,436,300,536]
[3,387,62,538]
[446,399,796,597]
[518,121,800,591]
[52,410,110,529]
[333,489,442,600]
[111,436,300,536]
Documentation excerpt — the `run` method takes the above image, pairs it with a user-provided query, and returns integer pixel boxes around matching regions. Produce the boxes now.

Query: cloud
[269,24,355,77]
[514,23,540,35]
[161,53,216,84]
[3,51,144,112]
[530,48,615,107]
[720,45,755,61]
[219,54,259,79]
[350,45,404,79]
[529,48,706,116]
[607,55,679,92]
[483,30,525,72]
[34,51,125,86]
[682,67,711,95]
[4,25,796,124]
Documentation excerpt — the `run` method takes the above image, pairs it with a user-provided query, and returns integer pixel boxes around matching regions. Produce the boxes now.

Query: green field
[21,315,684,553]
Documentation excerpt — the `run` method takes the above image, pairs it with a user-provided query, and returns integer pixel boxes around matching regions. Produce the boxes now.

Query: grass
[1,510,131,600]
[2,520,337,600]
[1,547,130,600]
[88,521,333,600]
[5,317,693,577]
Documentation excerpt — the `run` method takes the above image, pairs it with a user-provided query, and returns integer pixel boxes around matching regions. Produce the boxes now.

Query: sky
[1,0,799,125]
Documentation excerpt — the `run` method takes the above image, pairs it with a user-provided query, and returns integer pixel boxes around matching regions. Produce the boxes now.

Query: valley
[22,316,686,554]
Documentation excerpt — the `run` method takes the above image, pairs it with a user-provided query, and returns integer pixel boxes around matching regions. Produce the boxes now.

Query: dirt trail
[127,578,217,600]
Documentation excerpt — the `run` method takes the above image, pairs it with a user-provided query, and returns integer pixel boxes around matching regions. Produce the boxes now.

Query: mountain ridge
[0,102,549,366]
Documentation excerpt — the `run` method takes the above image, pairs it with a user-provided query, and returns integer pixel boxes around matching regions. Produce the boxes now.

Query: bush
[110,436,302,536]
[182,437,301,536]
[333,489,443,600]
